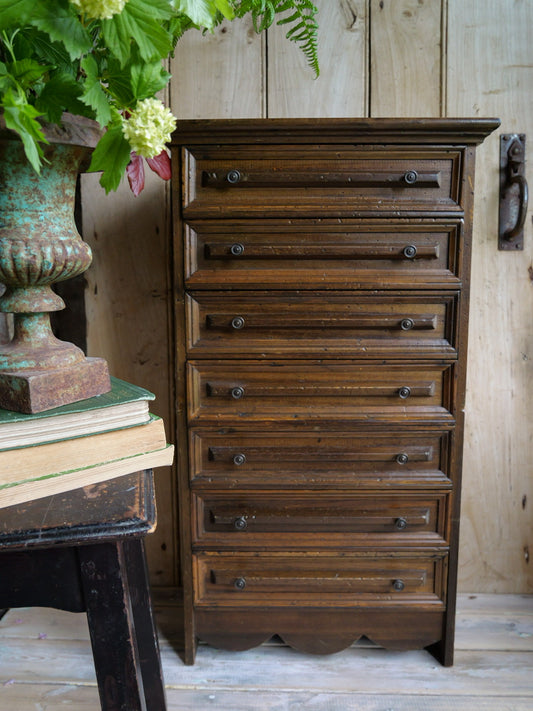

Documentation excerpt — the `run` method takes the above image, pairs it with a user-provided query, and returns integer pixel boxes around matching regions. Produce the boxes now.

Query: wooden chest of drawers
[171,118,499,666]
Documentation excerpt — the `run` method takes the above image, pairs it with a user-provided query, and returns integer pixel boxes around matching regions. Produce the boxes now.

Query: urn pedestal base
[0,357,110,414]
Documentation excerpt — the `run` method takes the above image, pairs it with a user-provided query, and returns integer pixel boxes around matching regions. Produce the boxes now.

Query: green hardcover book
[0,377,155,451]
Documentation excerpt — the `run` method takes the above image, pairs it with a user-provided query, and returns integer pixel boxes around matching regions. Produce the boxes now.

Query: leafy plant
[0,0,318,195]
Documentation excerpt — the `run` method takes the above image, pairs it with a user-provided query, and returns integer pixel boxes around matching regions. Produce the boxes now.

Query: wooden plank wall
[447,0,533,594]
[80,0,532,593]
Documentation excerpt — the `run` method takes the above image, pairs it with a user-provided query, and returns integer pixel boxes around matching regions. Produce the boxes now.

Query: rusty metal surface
[0,116,110,412]
[0,357,110,414]
[499,133,528,250]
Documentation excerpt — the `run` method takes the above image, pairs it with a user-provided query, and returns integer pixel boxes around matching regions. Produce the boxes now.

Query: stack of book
[0,377,174,509]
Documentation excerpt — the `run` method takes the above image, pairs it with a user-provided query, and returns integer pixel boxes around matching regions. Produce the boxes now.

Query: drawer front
[184,221,462,290]
[187,361,455,425]
[194,552,446,605]
[189,430,452,489]
[182,147,462,217]
[193,492,448,548]
[187,292,457,359]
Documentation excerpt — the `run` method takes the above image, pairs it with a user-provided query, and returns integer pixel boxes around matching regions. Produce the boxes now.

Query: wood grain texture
[170,17,264,119]
[0,595,531,709]
[81,170,176,587]
[446,0,533,594]
[267,0,368,118]
[370,0,444,117]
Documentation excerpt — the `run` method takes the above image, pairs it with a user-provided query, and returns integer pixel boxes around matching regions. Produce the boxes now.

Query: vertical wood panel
[370,0,444,116]
[82,171,175,586]
[267,0,368,118]
[170,19,265,119]
[447,0,533,593]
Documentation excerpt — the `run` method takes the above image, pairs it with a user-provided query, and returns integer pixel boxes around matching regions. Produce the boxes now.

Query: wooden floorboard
[0,594,531,710]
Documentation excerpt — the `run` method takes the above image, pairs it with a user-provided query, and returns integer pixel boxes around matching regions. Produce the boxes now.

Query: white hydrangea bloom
[70,0,128,20]
[122,98,177,158]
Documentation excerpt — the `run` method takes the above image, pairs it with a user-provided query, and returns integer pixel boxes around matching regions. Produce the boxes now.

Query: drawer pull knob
[231,386,245,400]
[403,170,419,185]
[396,452,409,465]
[234,577,247,590]
[231,316,245,330]
[403,245,418,259]
[233,453,247,466]
[400,318,414,331]
[233,516,248,531]
[230,242,244,256]
[226,169,242,184]
[392,579,405,591]
[395,517,408,530]
[398,386,411,399]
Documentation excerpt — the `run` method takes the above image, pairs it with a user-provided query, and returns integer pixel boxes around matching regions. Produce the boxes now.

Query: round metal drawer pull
[395,517,408,530]
[396,452,409,465]
[403,245,417,259]
[234,577,247,590]
[403,170,419,185]
[233,516,248,531]
[233,453,247,466]
[398,386,411,400]
[400,318,414,331]
[392,579,405,592]
[230,242,244,256]
[231,386,245,400]
[226,169,242,184]
[231,316,245,330]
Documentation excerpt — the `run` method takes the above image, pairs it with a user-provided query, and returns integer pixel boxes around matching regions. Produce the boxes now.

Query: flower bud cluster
[122,98,177,158]
[70,0,128,21]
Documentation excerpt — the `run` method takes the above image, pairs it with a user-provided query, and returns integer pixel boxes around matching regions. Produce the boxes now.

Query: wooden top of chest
[171,118,500,146]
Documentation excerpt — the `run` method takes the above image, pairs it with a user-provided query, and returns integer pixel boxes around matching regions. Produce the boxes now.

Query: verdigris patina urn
[0,113,110,413]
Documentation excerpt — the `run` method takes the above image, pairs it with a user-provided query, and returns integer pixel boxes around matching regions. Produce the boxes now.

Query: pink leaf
[126,153,145,196]
[146,150,171,181]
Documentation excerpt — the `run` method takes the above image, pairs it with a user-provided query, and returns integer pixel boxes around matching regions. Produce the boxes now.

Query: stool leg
[79,540,165,711]
[122,538,167,710]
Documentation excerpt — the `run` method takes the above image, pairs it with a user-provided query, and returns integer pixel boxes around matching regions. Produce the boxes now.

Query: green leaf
[80,55,111,127]
[0,0,33,30]
[87,124,132,193]
[35,71,84,124]
[106,53,170,107]
[1,89,46,172]
[122,2,174,62]
[9,58,50,89]
[104,60,135,105]
[29,0,92,61]
[214,0,236,20]
[102,0,174,66]
[174,0,222,28]
[130,60,170,101]
[101,13,131,66]
[24,29,74,72]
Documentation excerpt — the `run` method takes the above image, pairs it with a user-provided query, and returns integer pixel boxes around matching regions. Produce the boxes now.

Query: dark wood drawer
[189,430,452,489]
[184,220,463,290]
[187,292,458,359]
[194,552,447,605]
[182,146,462,217]
[187,361,455,426]
[193,492,449,549]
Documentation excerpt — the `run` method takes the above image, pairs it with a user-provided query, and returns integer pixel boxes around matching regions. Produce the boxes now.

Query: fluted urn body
[0,114,110,413]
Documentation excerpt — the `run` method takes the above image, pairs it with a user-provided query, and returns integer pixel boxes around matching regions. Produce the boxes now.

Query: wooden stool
[0,469,166,711]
